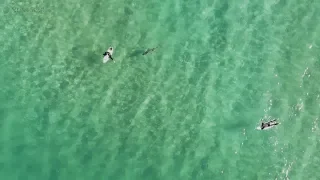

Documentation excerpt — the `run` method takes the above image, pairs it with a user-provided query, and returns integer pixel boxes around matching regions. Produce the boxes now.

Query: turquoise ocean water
[1,0,320,179]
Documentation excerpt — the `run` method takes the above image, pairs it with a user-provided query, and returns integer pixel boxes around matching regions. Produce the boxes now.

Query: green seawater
[1,0,320,179]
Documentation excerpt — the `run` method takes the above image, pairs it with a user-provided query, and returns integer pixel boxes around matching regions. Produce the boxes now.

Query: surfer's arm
[110,55,114,60]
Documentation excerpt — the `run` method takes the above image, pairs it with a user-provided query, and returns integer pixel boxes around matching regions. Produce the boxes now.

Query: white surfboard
[256,126,273,130]
[256,123,280,130]
[103,47,114,63]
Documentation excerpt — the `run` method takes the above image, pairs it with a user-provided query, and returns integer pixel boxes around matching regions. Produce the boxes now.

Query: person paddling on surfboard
[103,47,114,60]
[260,119,279,130]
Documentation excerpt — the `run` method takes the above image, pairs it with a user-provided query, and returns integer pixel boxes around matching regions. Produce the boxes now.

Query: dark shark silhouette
[142,47,158,55]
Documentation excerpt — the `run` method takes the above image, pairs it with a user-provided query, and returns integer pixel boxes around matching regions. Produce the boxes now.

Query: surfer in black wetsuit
[103,48,114,60]
[261,119,279,130]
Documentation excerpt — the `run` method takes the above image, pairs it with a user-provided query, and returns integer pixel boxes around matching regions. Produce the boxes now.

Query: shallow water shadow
[223,121,251,131]
[71,44,101,66]
[128,49,145,58]
[84,51,101,66]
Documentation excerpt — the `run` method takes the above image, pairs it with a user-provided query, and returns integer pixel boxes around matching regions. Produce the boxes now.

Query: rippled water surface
[1,0,320,179]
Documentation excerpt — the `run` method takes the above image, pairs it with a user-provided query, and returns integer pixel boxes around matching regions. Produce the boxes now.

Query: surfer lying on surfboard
[103,47,114,60]
[260,119,279,130]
